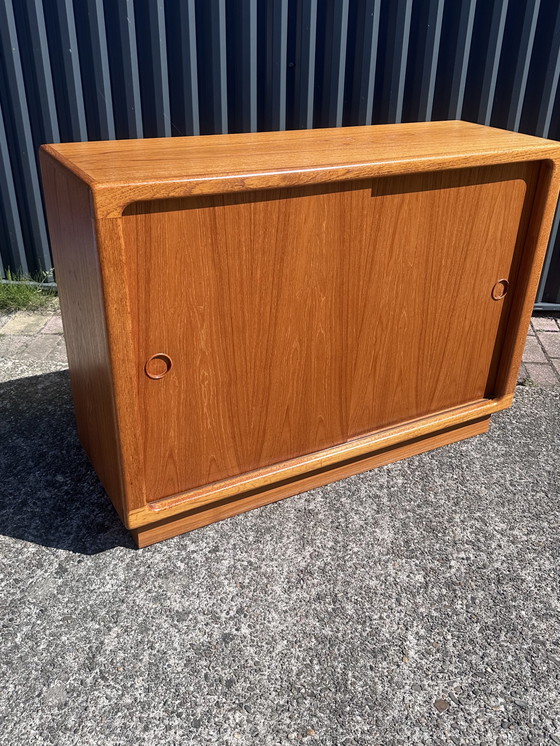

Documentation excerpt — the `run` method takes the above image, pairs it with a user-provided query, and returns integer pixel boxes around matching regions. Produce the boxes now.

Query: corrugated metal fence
[0,0,559,309]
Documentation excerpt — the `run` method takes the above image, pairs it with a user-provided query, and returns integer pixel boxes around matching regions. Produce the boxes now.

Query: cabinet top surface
[41,121,560,216]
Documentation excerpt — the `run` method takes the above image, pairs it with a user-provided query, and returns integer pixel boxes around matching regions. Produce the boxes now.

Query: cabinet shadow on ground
[0,370,135,554]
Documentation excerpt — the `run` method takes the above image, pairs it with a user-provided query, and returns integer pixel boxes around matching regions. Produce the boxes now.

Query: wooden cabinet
[40,122,560,547]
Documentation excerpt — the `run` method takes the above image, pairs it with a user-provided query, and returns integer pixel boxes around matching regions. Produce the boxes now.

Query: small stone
[402,656,409,663]
[44,684,67,706]
[434,699,450,713]
[306,729,317,737]
[512,698,529,707]
[412,684,422,693]
[550,735,560,745]
[448,692,460,706]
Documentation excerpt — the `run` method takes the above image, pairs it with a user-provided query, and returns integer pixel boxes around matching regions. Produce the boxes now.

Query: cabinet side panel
[39,152,125,520]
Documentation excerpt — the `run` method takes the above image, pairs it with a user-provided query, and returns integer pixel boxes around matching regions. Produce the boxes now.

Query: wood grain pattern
[492,159,560,394]
[41,121,560,217]
[38,122,560,546]
[126,396,510,530]
[122,164,536,503]
[93,216,147,512]
[130,416,491,548]
[38,152,126,521]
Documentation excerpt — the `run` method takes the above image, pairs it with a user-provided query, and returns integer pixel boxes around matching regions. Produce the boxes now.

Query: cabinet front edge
[92,151,560,218]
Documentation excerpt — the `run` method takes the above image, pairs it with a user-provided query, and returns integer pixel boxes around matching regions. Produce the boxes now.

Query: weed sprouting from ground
[0,269,57,312]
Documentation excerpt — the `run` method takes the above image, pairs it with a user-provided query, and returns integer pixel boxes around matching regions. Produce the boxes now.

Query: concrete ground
[1,311,559,745]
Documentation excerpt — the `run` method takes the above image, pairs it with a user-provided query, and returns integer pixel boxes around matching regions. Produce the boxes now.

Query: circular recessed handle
[145,353,173,379]
[491,278,510,301]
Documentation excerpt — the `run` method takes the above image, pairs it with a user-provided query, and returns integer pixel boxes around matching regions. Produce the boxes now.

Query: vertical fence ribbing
[266,0,289,131]
[536,201,560,304]
[116,0,143,138]
[506,0,541,132]
[85,0,115,140]
[0,0,50,272]
[321,0,349,127]
[386,0,413,124]
[448,0,477,120]
[147,0,171,137]
[536,5,560,139]
[293,0,317,129]
[351,0,380,126]
[237,0,257,132]
[418,0,445,121]
[26,0,60,143]
[176,0,199,136]
[54,0,88,141]
[0,99,27,276]
[0,0,557,305]
[477,0,509,125]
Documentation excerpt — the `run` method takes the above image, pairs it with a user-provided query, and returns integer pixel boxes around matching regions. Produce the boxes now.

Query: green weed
[0,269,57,312]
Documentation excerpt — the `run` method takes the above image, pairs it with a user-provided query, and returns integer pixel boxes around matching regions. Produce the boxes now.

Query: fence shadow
[0,369,134,554]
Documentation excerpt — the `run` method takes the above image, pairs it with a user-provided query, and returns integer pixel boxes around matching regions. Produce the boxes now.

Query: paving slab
[19,334,61,361]
[538,331,560,358]
[49,338,68,363]
[522,335,547,363]
[524,363,560,387]
[40,315,64,334]
[0,313,13,330]
[0,334,30,358]
[531,316,559,331]
[0,355,559,746]
[0,312,48,335]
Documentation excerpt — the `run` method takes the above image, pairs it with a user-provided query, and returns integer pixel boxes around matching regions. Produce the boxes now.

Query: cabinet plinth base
[130,415,490,548]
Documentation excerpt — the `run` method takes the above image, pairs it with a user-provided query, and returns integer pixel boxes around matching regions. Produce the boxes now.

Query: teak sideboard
[40,121,560,547]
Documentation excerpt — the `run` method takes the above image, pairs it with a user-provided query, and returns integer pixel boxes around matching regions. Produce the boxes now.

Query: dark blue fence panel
[0,0,558,307]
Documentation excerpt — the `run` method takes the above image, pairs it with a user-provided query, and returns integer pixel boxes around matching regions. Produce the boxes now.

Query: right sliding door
[346,162,539,438]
